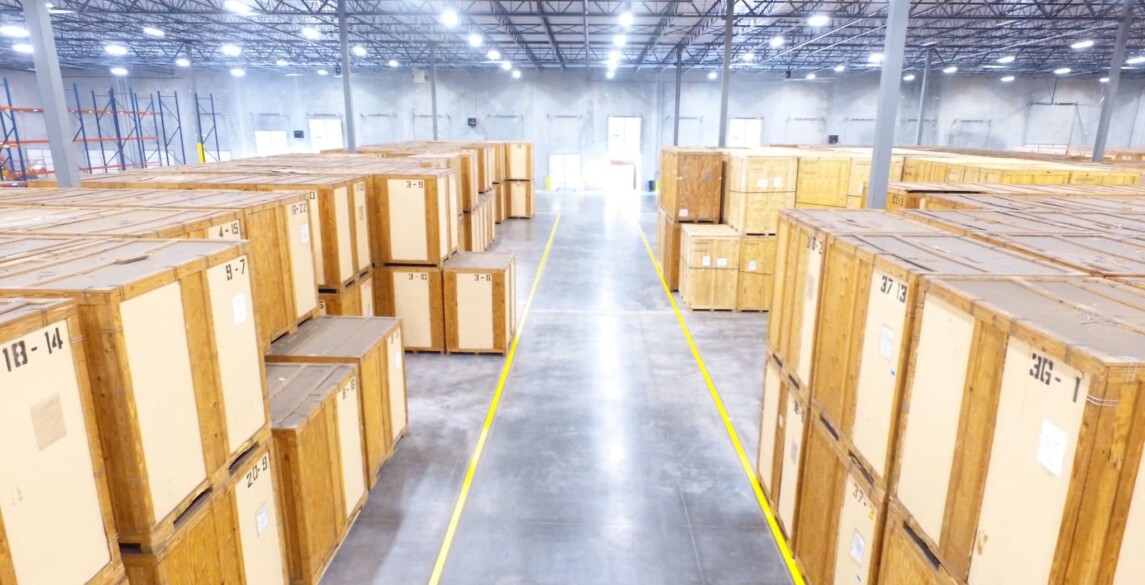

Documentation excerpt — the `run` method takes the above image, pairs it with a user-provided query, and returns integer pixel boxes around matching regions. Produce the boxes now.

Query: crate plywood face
[987,234,1145,277]
[443,253,516,354]
[659,148,724,222]
[796,157,852,208]
[680,267,739,310]
[319,270,374,317]
[793,416,848,585]
[724,191,795,235]
[758,359,784,507]
[656,210,682,291]
[879,505,962,585]
[506,142,534,181]
[832,468,884,585]
[508,180,535,218]
[376,266,445,353]
[377,176,450,266]
[0,300,122,585]
[778,393,808,538]
[726,153,798,193]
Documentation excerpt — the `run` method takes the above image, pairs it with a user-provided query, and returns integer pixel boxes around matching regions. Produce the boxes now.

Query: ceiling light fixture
[104,44,128,56]
[511,69,521,79]
[1070,39,1094,49]
[614,34,627,47]
[942,65,957,73]
[1001,75,1015,82]
[808,13,830,27]
[175,57,190,67]
[707,71,717,80]
[352,45,367,56]
[834,64,845,72]
[1127,56,1145,65]
[500,60,512,71]
[110,66,128,76]
[223,0,253,15]
[1054,67,1071,75]
[230,68,245,77]
[606,60,618,71]
[316,68,329,75]
[388,59,399,67]
[608,49,622,61]
[286,72,303,77]
[486,49,501,60]
[12,42,31,54]
[868,53,884,63]
[769,35,785,48]
[0,25,29,38]
[1100,77,1110,83]
[440,8,459,28]
[276,59,289,66]
[618,11,633,27]
[300,26,321,40]
[220,43,242,57]
[805,73,816,80]
[997,55,1015,64]
[742,51,754,62]
[468,33,482,47]
[903,73,916,81]
[142,26,164,37]
[606,70,615,79]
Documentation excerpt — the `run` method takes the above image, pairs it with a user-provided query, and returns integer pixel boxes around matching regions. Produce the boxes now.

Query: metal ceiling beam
[537,0,566,69]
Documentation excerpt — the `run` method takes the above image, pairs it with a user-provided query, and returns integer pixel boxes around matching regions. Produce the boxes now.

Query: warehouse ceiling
[0,0,1142,77]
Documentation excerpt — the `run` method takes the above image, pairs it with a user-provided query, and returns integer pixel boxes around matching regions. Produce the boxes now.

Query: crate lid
[782,209,939,234]
[0,205,240,237]
[839,233,1079,276]
[267,363,357,430]
[267,316,401,358]
[444,252,514,271]
[989,233,1145,277]
[680,224,739,238]
[0,297,72,331]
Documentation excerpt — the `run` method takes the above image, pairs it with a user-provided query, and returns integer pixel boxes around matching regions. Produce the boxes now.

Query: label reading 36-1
[2,326,63,373]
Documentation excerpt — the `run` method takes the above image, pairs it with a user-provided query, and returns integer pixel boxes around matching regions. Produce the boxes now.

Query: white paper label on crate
[757,178,769,189]
[716,257,728,268]
[1037,419,1068,477]
[748,260,758,271]
[301,224,310,244]
[850,530,865,564]
[233,294,248,325]
[702,255,712,267]
[256,504,269,536]
[879,326,894,360]
[774,176,784,188]
[679,208,690,218]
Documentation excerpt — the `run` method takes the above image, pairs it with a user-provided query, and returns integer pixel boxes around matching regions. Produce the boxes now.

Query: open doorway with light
[607,115,641,191]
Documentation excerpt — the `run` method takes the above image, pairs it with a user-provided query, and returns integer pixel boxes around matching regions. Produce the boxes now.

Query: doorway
[307,117,344,152]
[607,116,641,191]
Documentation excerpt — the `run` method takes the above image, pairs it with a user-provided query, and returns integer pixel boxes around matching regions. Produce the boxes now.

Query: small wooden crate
[892,277,1145,584]
[505,141,534,181]
[795,154,852,208]
[656,208,682,291]
[737,235,776,311]
[659,147,724,222]
[679,224,740,310]
[375,265,445,353]
[0,237,269,550]
[725,149,799,193]
[757,353,807,539]
[374,171,454,266]
[878,501,963,585]
[443,253,516,354]
[122,442,289,585]
[724,190,795,235]
[319,267,375,317]
[266,316,407,489]
[268,363,368,585]
[508,180,535,218]
[494,182,507,223]
[0,205,244,240]
[0,298,125,585]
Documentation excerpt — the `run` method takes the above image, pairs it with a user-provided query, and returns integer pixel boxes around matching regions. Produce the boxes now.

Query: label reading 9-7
[1,326,64,373]
[223,258,248,281]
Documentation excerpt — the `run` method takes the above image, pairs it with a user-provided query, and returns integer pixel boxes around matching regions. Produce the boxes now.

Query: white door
[729,118,763,148]
[308,118,345,152]
[548,154,582,191]
[607,116,642,191]
[254,130,290,156]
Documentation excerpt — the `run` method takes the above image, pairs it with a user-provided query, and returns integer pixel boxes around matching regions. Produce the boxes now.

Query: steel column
[22,0,81,186]
[716,0,733,147]
[431,44,439,140]
[915,48,932,145]
[1092,0,1134,162]
[867,0,910,209]
[674,46,683,146]
[338,0,357,152]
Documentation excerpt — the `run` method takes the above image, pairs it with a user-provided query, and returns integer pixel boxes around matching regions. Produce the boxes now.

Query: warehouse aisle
[322,192,793,585]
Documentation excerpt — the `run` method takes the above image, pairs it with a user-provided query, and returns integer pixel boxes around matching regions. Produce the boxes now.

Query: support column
[674,46,683,146]
[1093,0,1134,162]
[914,48,932,145]
[866,0,910,209]
[717,0,733,147]
[431,44,439,140]
[185,43,206,163]
[22,0,80,186]
[338,0,357,152]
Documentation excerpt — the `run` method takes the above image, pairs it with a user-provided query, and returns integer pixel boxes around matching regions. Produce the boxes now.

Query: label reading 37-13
[2,326,64,373]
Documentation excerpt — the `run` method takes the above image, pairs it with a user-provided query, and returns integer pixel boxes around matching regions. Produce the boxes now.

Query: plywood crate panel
[892,277,1145,584]
[680,266,738,310]
[319,268,375,317]
[656,209,682,291]
[508,180,535,219]
[810,233,1078,489]
[725,149,799,193]
[268,363,367,585]
[903,209,1100,237]
[737,235,776,311]
[724,190,795,235]
[0,237,268,550]
[680,224,740,269]
[0,205,244,240]
[266,316,406,489]
[660,148,724,222]
[767,210,938,389]
[878,502,963,585]
[757,353,808,539]
[495,182,507,223]
[505,141,534,181]
[885,183,989,213]
[122,443,288,585]
[963,233,1145,277]
[481,192,496,246]
[375,265,445,353]
[374,171,453,266]
[0,298,125,585]
[484,141,507,183]
[795,155,852,208]
[443,253,516,354]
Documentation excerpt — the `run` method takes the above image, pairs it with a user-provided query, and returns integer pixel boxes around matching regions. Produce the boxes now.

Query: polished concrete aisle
[322,191,793,585]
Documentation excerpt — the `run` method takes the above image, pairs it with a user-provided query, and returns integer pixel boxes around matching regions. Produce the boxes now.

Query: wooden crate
[443,253,516,354]
[767,210,937,388]
[494,182,507,223]
[953,232,1145,277]
[374,171,454,266]
[266,316,407,489]
[659,147,724,222]
[737,235,776,311]
[268,363,367,585]
[0,192,319,347]
[505,141,534,181]
[723,190,795,235]
[757,353,807,539]
[679,224,740,310]
[482,192,496,245]
[809,233,1077,489]
[891,277,1145,584]
[0,238,269,550]
[122,443,288,585]
[725,149,799,193]
[0,298,125,585]
[656,208,682,291]
[485,142,507,183]
[878,501,963,585]
[319,268,375,317]
[795,154,852,208]
[374,265,445,353]
[885,183,987,214]
[508,180,535,218]
[0,205,245,239]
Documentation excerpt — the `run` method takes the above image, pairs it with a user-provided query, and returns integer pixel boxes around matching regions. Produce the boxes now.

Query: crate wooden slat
[725,149,799,194]
[656,209,682,291]
[659,148,724,222]
[319,268,375,317]
[891,277,1145,584]
[121,443,288,585]
[443,253,516,354]
[508,180,535,219]
[737,235,776,311]
[878,502,963,585]
[375,171,454,266]
[268,363,367,585]
[0,298,125,585]
[795,154,852,209]
[375,265,445,353]
[495,182,507,223]
[0,237,269,550]
[266,316,407,490]
[757,353,807,539]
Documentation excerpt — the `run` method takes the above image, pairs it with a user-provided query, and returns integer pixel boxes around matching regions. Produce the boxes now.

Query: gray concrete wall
[2,65,1144,188]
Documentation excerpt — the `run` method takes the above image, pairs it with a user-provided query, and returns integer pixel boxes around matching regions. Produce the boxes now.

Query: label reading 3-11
[2,326,63,373]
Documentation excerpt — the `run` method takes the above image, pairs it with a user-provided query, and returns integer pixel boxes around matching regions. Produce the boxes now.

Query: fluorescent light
[220,43,242,57]
[511,69,521,79]
[501,60,512,71]
[868,53,884,63]
[440,8,459,28]
[0,25,29,38]
[606,59,618,71]
[619,11,633,27]
[742,52,754,62]
[223,0,253,14]
[942,65,957,74]
[903,74,916,81]
[808,13,830,27]
[486,49,501,60]
[1127,56,1145,65]
[142,26,164,37]
[1070,39,1094,50]
[1054,67,1071,75]
[301,27,321,40]
[388,59,399,67]
[606,70,615,79]
[12,43,31,54]
[614,34,627,47]
[1001,75,1015,82]
[110,66,128,76]
[230,68,245,77]
[833,64,845,72]
[276,59,290,66]
[46,4,74,13]
[707,71,717,80]
[769,36,785,48]
[104,44,128,56]
[997,55,1015,64]
[285,73,303,77]
[608,49,622,61]
[468,33,482,47]
[316,68,329,75]
[175,57,190,67]
[352,45,367,57]
[1100,77,1110,83]
[805,73,816,80]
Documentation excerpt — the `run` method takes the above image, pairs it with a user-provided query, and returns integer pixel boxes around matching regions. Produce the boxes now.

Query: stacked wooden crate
[504,141,535,218]
[658,147,726,301]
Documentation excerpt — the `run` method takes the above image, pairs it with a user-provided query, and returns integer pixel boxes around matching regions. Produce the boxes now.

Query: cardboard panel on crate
[266,317,407,489]
[0,237,268,550]
[443,253,516,354]
[504,141,535,181]
[0,298,125,585]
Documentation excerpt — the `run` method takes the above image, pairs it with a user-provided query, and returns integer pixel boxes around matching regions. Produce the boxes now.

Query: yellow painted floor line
[427,213,562,585]
[636,221,806,585]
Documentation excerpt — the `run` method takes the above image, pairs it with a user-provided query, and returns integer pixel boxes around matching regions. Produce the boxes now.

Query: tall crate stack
[657,147,725,292]
[504,141,535,218]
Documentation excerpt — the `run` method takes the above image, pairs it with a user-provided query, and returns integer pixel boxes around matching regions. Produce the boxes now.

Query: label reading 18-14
[2,326,63,373]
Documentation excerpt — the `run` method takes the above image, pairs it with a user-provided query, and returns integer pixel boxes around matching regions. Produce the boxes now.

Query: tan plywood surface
[779,396,806,536]
[392,271,433,348]
[456,275,494,350]
[288,200,319,317]
[386,328,407,441]
[335,376,367,520]
[334,186,354,282]
[388,179,430,263]
[233,450,287,584]
[206,257,266,453]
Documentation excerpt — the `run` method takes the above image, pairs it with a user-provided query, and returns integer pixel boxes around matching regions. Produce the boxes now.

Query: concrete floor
[322,191,793,585]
